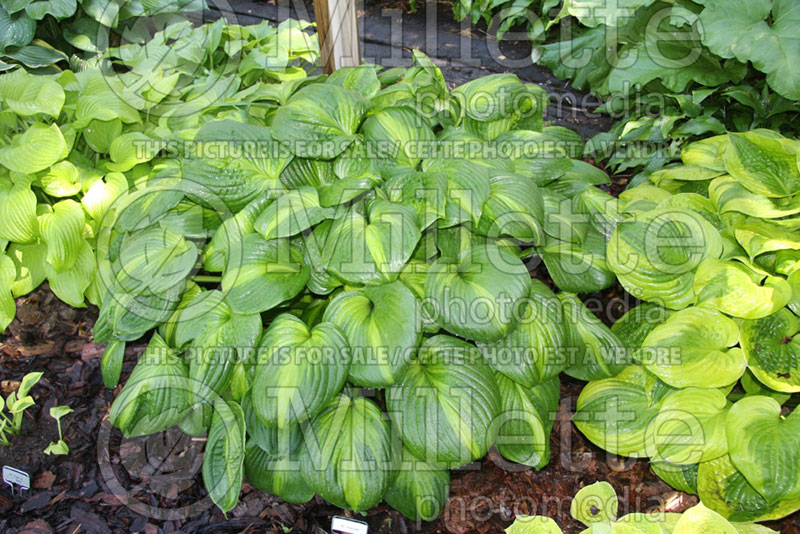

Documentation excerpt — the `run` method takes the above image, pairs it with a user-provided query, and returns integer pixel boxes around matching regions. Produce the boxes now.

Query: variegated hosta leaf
[710,175,800,218]
[252,313,350,428]
[0,177,38,243]
[574,365,669,457]
[723,131,800,198]
[651,461,698,495]
[0,253,16,332]
[383,170,448,230]
[425,243,530,342]
[244,440,313,504]
[476,172,544,243]
[740,309,800,392]
[607,208,723,310]
[540,229,616,294]
[202,399,245,513]
[384,446,450,521]
[109,333,192,437]
[361,106,435,169]
[241,390,303,456]
[321,140,382,207]
[203,196,271,272]
[479,279,571,388]
[421,158,491,228]
[645,387,729,464]
[451,74,532,139]
[38,199,84,273]
[323,199,421,285]
[698,454,800,522]
[735,220,800,260]
[172,290,262,395]
[640,307,745,388]
[494,373,559,469]
[322,281,421,387]
[386,335,502,465]
[610,302,671,352]
[300,394,397,512]
[94,284,185,342]
[272,82,370,159]
[559,293,628,381]
[221,233,309,315]
[727,396,800,505]
[100,339,126,389]
[253,186,332,240]
[693,258,791,319]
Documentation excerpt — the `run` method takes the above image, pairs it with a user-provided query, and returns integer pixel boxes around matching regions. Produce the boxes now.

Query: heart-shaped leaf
[740,309,800,392]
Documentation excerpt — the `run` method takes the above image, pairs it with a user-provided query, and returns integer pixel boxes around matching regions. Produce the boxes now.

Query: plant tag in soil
[2,465,30,493]
[331,516,368,534]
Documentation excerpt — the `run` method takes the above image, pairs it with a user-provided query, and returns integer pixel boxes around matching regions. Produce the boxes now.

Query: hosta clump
[575,129,800,522]
[95,52,625,519]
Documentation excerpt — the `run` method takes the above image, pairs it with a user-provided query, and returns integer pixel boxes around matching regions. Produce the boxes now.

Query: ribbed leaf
[361,106,435,168]
[694,259,791,319]
[476,172,544,243]
[244,440,313,504]
[0,122,68,174]
[38,199,84,273]
[384,446,450,521]
[202,399,245,513]
[0,253,16,332]
[0,177,38,243]
[254,187,332,240]
[741,309,800,392]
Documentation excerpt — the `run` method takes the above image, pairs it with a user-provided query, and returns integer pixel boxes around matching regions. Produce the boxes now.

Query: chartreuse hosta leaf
[727,396,800,505]
[0,253,16,331]
[300,394,397,512]
[494,373,559,468]
[38,199,84,273]
[607,208,723,310]
[571,481,617,526]
[693,258,791,319]
[221,233,309,315]
[723,131,800,198]
[252,313,350,428]
[0,69,64,117]
[740,309,800,392]
[322,281,421,387]
[109,334,192,437]
[478,280,571,388]
[574,366,669,457]
[640,307,745,389]
[253,186,333,240]
[202,399,246,513]
[425,243,530,342]
[323,199,421,286]
[0,122,69,174]
[709,176,800,218]
[384,446,450,521]
[361,106,435,169]
[173,290,262,396]
[44,239,94,307]
[611,303,671,352]
[386,335,501,465]
[559,293,628,381]
[81,172,129,224]
[735,220,800,259]
[673,503,738,534]
[272,82,370,159]
[0,177,38,244]
[505,516,563,534]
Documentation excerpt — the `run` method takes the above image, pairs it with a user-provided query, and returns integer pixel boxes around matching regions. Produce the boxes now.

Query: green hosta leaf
[322,281,420,387]
[113,226,198,295]
[327,65,381,98]
[109,334,192,437]
[384,446,450,521]
[300,394,397,512]
[203,196,271,272]
[478,279,571,388]
[174,290,262,396]
[0,70,64,117]
[741,309,800,393]
[641,307,744,389]
[747,0,800,101]
[244,441,313,504]
[451,73,530,124]
[0,178,38,243]
[0,5,34,50]
[505,516,563,534]
[272,83,370,159]
[651,461,698,495]
[0,122,68,174]
[241,390,303,455]
[6,241,46,296]
[384,170,448,230]
[3,42,67,67]
[425,243,529,342]
[647,388,729,464]
[0,253,15,331]
[252,313,350,428]
[221,233,308,315]
[74,72,140,127]
[559,293,628,381]
[574,365,666,457]
[709,176,800,218]
[611,303,671,352]
[24,0,76,19]
[540,229,616,294]
[45,239,94,307]
[607,208,723,310]
[323,199,421,286]
[476,172,544,243]
[100,339,125,389]
[494,373,558,469]
[570,480,617,526]
[694,259,791,319]
[253,187,332,240]
[386,335,501,465]
[202,399,245,513]
[727,396,800,504]
[94,285,184,342]
[82,119,122,154]
[38,199,84,273]
[723,131,800,198]
[361,106,434,168]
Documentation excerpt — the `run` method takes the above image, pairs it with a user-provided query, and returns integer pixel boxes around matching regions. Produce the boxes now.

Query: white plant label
[331,516,368,534]
[2,465,30,493]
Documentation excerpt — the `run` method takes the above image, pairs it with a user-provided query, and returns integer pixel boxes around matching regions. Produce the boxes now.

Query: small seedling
[0,372,43,445]
[44,405,73,456]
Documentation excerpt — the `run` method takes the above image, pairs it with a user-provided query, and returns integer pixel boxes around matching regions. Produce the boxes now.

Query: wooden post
[313,0,362,74]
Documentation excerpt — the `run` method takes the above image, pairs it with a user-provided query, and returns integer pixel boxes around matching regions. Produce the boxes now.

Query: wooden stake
[313,0,361,73]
